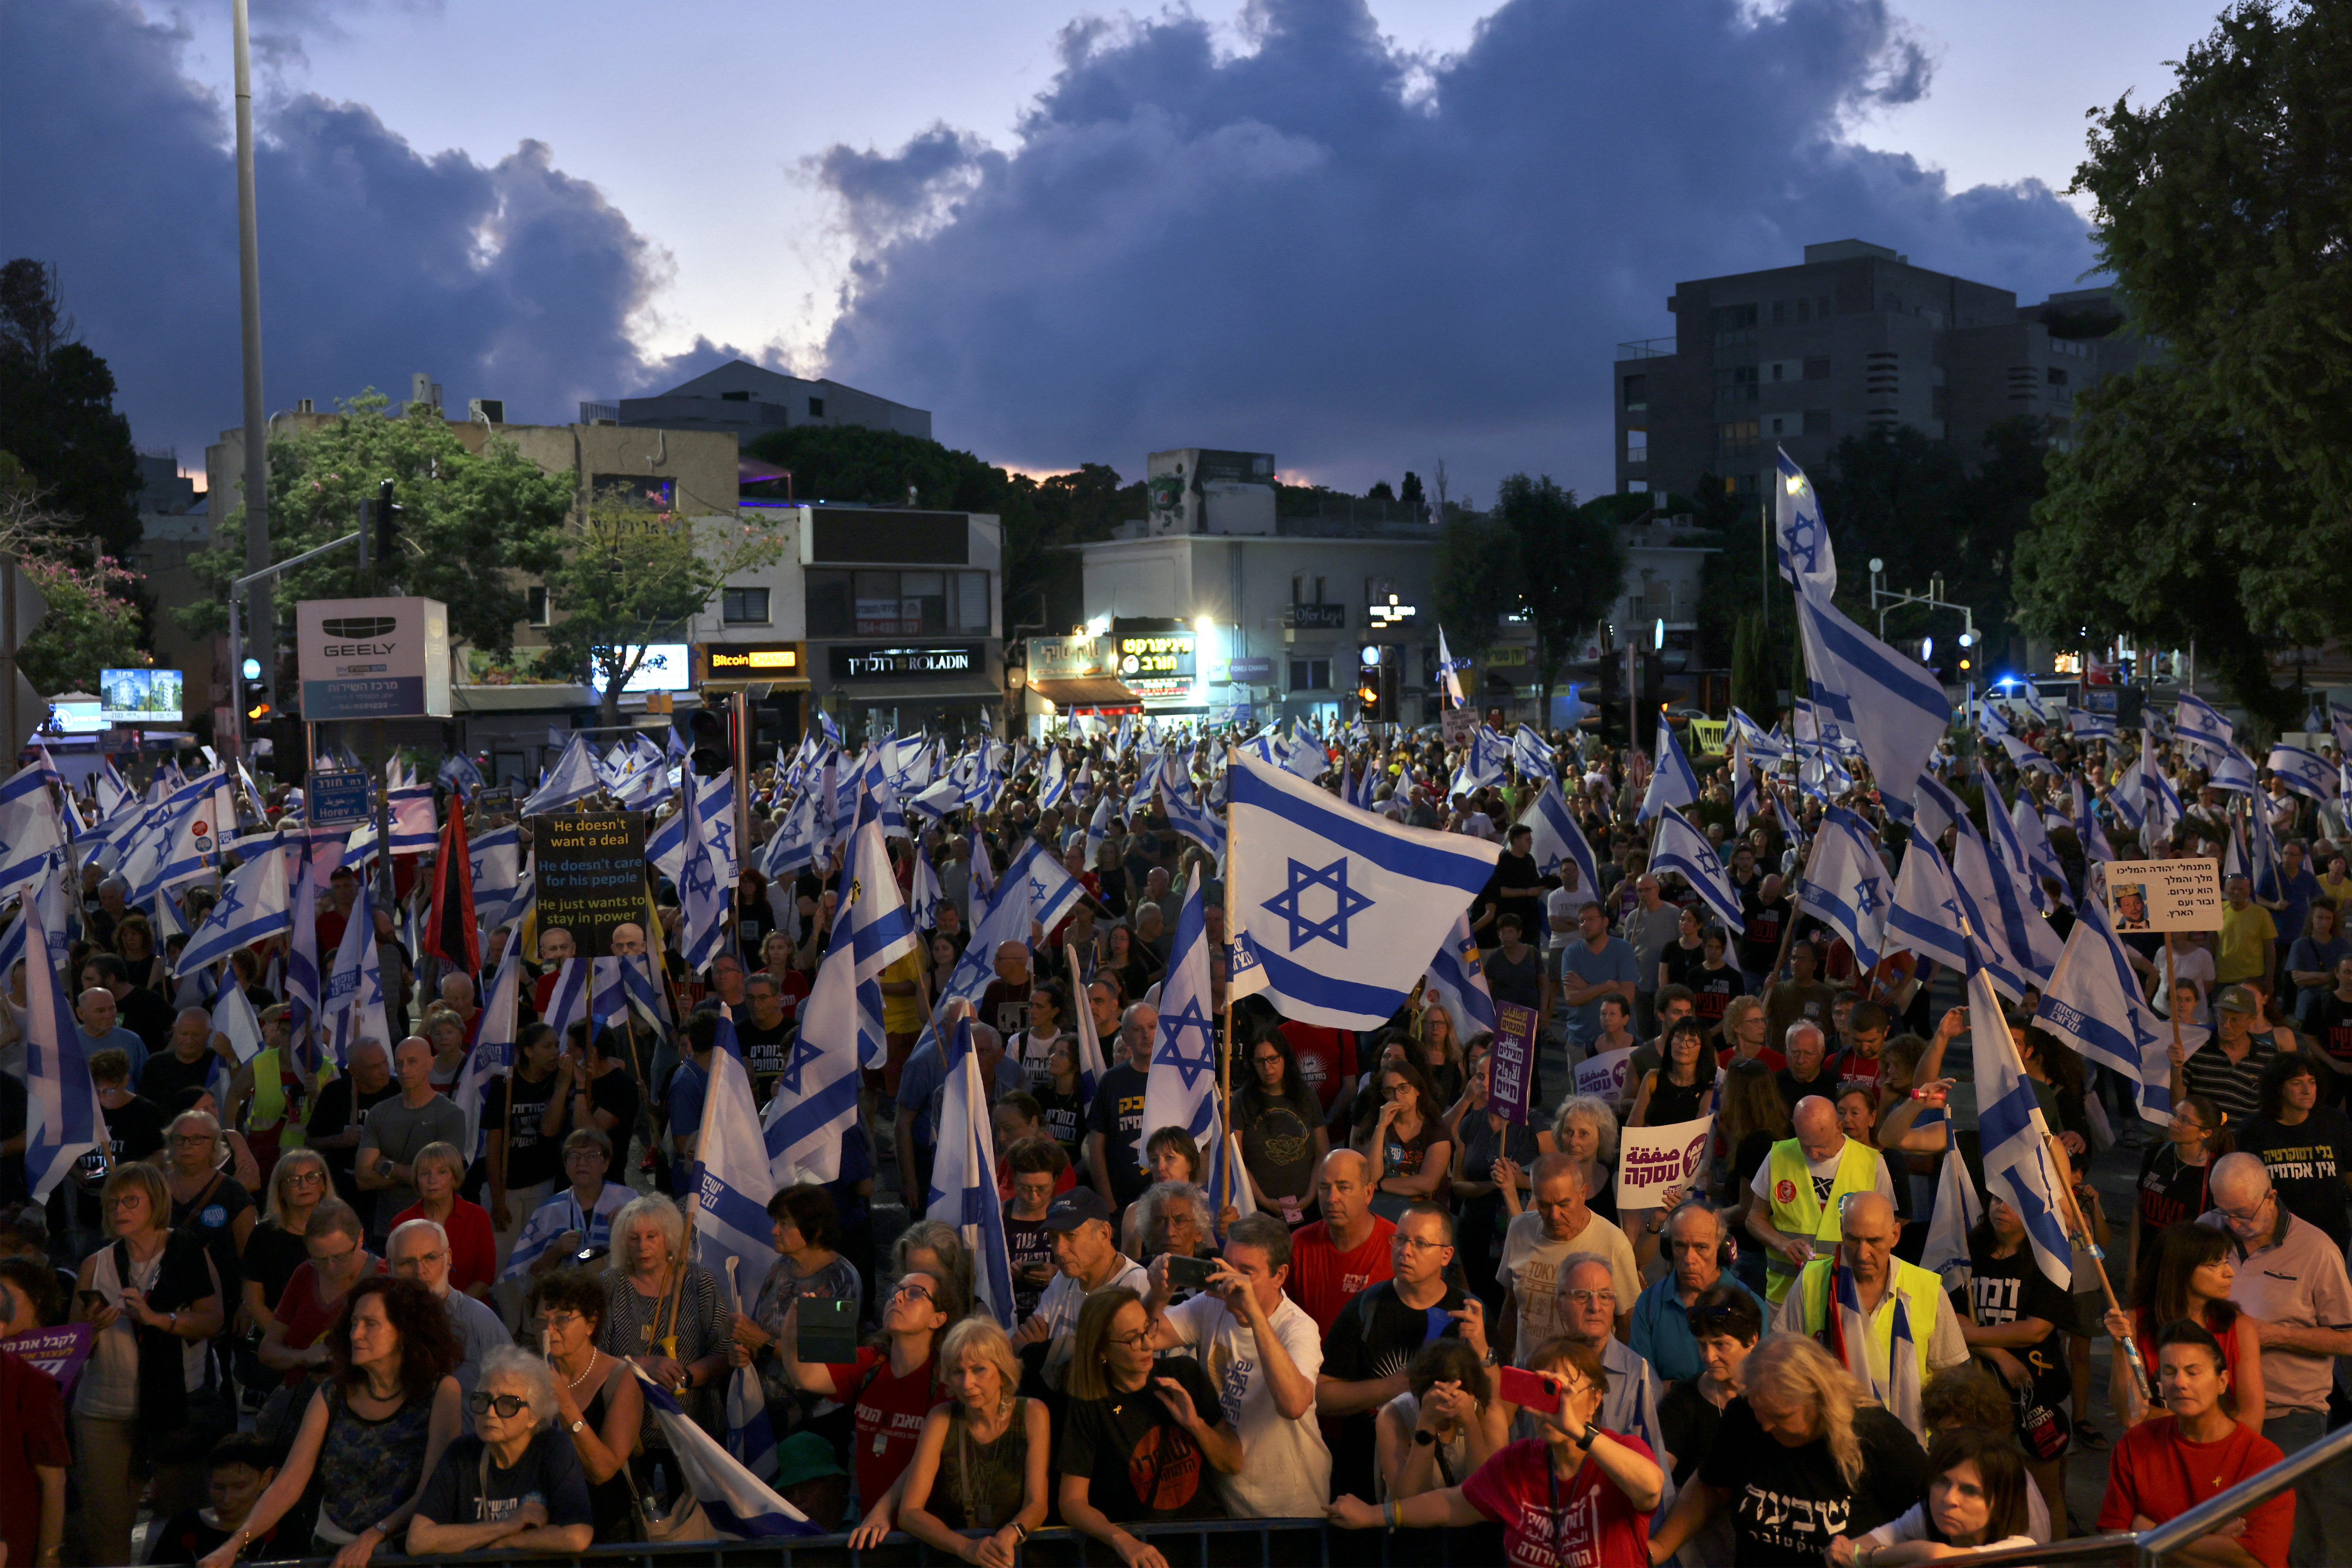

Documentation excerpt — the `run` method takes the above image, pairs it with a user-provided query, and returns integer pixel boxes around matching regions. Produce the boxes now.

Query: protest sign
[532,811,649,958]
[1573,1046,1633,1102]
[1440,708,1479,746]
[1491,1002,1539,1125]
[1617,1115,1714,1208]
[2105,858,2223,932]
[2,1323,95,1392]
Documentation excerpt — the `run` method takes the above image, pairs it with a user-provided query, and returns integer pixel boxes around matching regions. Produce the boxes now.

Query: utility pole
[232,0,270,759]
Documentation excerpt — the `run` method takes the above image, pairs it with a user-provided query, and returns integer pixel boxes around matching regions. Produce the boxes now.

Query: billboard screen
[100,669,182,724]
[593,644,691,694]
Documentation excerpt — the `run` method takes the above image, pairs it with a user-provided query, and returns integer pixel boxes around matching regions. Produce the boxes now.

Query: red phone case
[1496,1365,1559,1408]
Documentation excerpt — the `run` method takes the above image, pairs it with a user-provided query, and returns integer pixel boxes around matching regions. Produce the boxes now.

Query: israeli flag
[1919,1147,1985,1298]
[968,828,996,907]
[1886,833,1970,973]
[1511,726,1557,786]
[653,773,739,885]
[1639,721,1701,824]
[1519,782,1599,896]
[1424,912,1500,1040]
[2036,887,2173,1127]
[763,941,861,1185]
[1976,695,2014,739]
[1936,786,2056,998]
[437,752,485,799]
[1984,782,2056,918]
[322,880,390,1066]
[1084,792,1112,869]
[0,763,64,889]
[1649,808,1745,930]
[722,1256,779,1481]
[2141,735,2184,842]
[830,813,918,1070]
[927,1016,1020,1328]
[1729,708,1786,762]
[469,823,520,928]
[2172,692,2234,756]
[2205,745,2257,796]
[1036,746,1069,811]
[1773,789,1805,849]
[1774,447,1837,603]
[385,786,436,854]
[1126,749,1163,822]
[210,980,265,1065]
[1142,868,1227,1167]
[2268,744,2339,802]
[679,771,733,973]
[21,890,101,1202]
[1226,754,1499,1030]
[761,786,824,880]
[1436,628,1468,706]
[542,957,590,1045]
[2066,709,2119,742]
[451,931,522,1162]
[176,837,291,973]
[1998,735,2062,777]
[1067,945,1113,1102]
[524,735,603,815]
[1794,592,1951,826]
[1965,935,2074,1289]
[630,1366,819,1539]
[2009,794,2072,908]
[1161,766,1226,860]
[285,853,322,1040]
[693,1011,780,1301]
[909,833,943,934]
[1797,806,1889,973]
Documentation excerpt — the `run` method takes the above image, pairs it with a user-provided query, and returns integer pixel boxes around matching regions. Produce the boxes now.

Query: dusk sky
[4,0,2223,501]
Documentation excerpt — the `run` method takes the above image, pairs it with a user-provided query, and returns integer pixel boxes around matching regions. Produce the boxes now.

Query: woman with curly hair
[198,1276,463,1568]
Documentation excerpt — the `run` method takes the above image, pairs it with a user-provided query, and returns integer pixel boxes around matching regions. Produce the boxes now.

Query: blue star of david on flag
[1261,856,1375,951]
[1853,877,1883,918]
[211,878,245,921]
[779,1030,824,1095]
[1153,996,1218,1091]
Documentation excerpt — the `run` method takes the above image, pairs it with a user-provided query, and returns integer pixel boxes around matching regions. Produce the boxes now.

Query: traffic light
[1357,644,1384,721]
[688,706,733,779]
[360,477,400,577]
[240,655,271,722]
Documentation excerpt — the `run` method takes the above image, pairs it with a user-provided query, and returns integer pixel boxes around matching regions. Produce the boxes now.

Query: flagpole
[1218,744,1237,1229]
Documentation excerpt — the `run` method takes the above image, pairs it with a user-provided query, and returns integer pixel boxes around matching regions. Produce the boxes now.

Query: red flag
[420,797,481,975]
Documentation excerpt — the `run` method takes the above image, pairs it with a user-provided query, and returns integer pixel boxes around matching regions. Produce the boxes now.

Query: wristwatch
[1412,1428,1437,1447]
[570,1417,587,1434]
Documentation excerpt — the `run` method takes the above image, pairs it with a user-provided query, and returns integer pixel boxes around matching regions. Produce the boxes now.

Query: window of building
[1625,479,1649,494]
[526,586,550,626]
[1772,300,1786,324]
[720,390,751,402]
[1818,296,1832,318]
[804,568,990,637]
[590,474,674,510]
[1291,575,1304,604]
[1797,298,1812,323]
[1289,659,1332,691]
[1770,416,1785,436]
[1622,374,1648,411]
[721,586,770,624]
[807,397,826,417]
[1804,356,1831,381]
[2047,367,2069,387]
[1804,409,1833,435]
[1714,364,1759,409]
[1626,429,1649,463]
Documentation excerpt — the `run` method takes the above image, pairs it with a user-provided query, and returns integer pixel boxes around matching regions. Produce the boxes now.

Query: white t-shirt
[1034,1255,1148,1387]
[1161,1291,1331,1517]
[1495,1209,1641,1365]
[1861,1500,2045,1550]
[1546,885,1596,950]
[2151,944,2216,1023]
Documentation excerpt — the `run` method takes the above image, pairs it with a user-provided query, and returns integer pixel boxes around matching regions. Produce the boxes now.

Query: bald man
[1773,1191,1966,1437]
[1747,1095,1895,1306]
[138,1006,223,1106]
[1284,1149,1396,1334]
[74,985,149,1080]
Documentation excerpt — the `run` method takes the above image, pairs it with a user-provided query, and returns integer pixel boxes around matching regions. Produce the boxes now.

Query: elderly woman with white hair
[405,1345,595,1554]
[597,1193,728,1458]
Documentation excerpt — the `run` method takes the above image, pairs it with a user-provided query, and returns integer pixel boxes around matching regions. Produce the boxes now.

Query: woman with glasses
[2132,1092,2232,1285]
[1234,1025,1329,1227]
[256,1199,377,1440]
[242,1148,332,1332]
[527,1269,642,1541]
[895,1318,1051,1567]
[501,1127,633,1283]
[1357,1058,1454,1221]
[1331,1336,1662,1566]
[1059,1286,1240,1556]
[200,1276,462,1568]
[160,1107,258,1300]
[769,1269,961,1547]
[405,1346,594,1554]
[73,1161,229,1568]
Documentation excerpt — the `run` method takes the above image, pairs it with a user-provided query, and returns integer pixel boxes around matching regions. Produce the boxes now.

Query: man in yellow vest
[1774,1191,1968,1438]
[1746,1096,1894,1305]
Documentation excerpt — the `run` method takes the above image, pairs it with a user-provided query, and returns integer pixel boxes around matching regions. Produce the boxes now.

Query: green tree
[19,555,142,694]
[177,394,576,659]
[1730,610,1777,726]
[1430,512,1521,675]
[2013,364,2333,728]
[538,502,786,726]
[0,261,143,568]
[2074,0,2352,522]
[1497,477,1624,718]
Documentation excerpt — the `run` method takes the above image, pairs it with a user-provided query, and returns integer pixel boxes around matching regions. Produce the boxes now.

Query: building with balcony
[1613,241,2147,502]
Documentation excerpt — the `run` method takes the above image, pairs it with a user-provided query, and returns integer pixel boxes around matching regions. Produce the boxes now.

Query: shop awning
[452,683,597,712]
[829,673,1004,704]
[700,676,812,694]
[1030,675,1142,709]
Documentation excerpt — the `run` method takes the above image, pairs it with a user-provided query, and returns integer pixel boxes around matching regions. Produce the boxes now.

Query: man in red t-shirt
[1278,1019,1358,1124]
[1284,1149,1394,1334]
[2099,1323,2293,1568]
[0,1347,68,1568]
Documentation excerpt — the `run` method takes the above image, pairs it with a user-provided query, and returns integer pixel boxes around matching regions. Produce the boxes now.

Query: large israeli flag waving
[693,1012,780,1302]
[523,733,603,815]
[928,1015,1020,1328]
[0,762,64,890]
[1648,808,1744,930]
[1796,806,1889,973]
[1795,592,1951,824]
[22,890,102,1202]
[1140,869,1249,1225]
[1424,912,1500,1040]
[1519,782,1599,897]
[176,837,292,974]
[1227,754,1499,1029]
[1775,447,1838,602]
[1638,720,1701,824]
[2035,882,2175,1127]
[1886,833,1970,974]
[1966,933,2075,1290]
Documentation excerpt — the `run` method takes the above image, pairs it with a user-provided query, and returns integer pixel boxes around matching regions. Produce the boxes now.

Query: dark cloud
[815,0,2098,495]
[0,0,668,463]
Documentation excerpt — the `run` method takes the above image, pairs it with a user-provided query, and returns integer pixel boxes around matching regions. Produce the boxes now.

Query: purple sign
[2,1323,95,1392]
[1491,1001,1539,1125]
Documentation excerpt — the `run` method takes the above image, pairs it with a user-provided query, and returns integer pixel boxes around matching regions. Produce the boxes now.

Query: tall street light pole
[233,0,269,758]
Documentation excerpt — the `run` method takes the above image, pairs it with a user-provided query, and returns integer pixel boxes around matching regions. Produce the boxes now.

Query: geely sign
[295,596,452,720]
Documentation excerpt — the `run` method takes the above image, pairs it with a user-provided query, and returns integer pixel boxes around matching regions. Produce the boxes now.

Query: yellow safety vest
[1791,1255,1942,1394]
[1761,1137,1882,1303]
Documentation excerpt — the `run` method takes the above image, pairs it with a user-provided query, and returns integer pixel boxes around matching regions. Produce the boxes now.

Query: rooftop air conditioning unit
[470,398,505,424]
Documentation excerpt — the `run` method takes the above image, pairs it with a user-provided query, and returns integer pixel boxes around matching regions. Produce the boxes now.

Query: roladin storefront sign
[828,643,983,679]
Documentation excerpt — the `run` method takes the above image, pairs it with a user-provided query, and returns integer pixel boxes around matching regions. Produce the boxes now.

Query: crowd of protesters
[0,704,2346,1566]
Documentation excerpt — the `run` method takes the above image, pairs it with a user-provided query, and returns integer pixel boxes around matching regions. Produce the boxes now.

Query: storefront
[815,641,1002,739]
[695,640,813,751]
